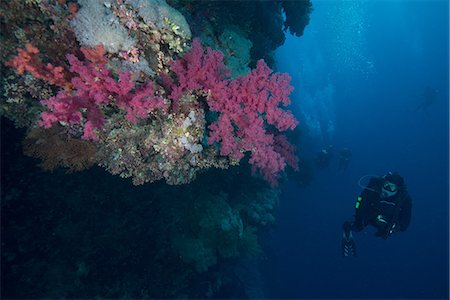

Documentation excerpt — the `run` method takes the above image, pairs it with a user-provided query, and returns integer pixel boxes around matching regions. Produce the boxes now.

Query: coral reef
[1,0,313,298]
[2,4,299,186]
[282,0,314,37]
[172,0,312,67]
[23,125,98,172]
[71,0,136,53]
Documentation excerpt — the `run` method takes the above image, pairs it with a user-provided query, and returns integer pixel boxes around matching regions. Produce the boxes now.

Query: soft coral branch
[168,38,299,186]
[39,45,167,140]
[6,43,72,90]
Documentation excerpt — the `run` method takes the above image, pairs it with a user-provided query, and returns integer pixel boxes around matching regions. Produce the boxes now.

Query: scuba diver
[338,148,352,171]
[315,145,334,169]
[415,86,439,113]
[341,171,412,257]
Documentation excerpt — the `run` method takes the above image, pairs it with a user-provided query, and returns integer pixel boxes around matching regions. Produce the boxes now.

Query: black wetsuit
[351,177,412,239]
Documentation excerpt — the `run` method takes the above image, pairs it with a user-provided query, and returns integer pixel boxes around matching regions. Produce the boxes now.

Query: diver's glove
[375,215,397,239]
[341,222,357,257]
[376,214,388,225]
[376,222,398,239]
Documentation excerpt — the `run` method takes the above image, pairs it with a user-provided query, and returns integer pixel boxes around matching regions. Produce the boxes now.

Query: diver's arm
[352,178,380,231]
[353,194,372,232]
[352,192,372,232]
[352,196,365,232]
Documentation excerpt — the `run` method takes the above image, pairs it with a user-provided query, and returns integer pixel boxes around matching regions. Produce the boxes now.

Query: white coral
[71,0,136,53]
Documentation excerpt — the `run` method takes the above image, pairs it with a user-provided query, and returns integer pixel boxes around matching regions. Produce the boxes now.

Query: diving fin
[341,229,357,257]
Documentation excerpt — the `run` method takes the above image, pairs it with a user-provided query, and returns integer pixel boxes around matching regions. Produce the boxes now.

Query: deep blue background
[265,1,449,299]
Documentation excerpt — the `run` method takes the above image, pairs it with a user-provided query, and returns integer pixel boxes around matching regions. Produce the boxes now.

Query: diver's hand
[376,214,388,225]
[376,223,397,239]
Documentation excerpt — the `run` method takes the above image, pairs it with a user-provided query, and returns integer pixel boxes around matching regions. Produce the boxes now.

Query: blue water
[266,1,449,299]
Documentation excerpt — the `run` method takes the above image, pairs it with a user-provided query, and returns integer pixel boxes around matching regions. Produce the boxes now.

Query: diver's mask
[381,181,398,198]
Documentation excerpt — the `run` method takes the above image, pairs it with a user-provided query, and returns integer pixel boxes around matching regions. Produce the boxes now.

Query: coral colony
[2,0,299,187]
[1,1,315,297]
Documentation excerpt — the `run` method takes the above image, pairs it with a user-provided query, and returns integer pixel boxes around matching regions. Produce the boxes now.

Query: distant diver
[415,86,438,113]
[338,148,352,171]
[341,172,412,257]
[315,145,334,169]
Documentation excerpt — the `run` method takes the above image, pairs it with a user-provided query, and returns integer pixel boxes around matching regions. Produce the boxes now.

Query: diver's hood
[383,172,404,187]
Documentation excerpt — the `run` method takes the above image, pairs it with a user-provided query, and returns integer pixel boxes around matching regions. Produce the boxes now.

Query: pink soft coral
[168,39,299,186]
[6,43,72,90]
[39,45,167,140]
